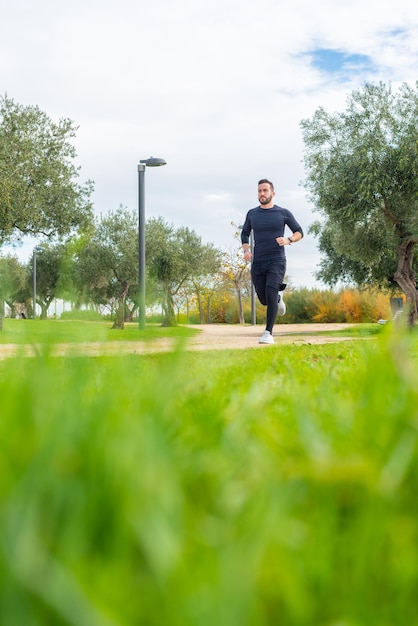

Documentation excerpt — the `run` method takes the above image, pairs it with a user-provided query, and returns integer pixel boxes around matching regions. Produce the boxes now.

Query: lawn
[0,322,417,625]
[0,318,200,345]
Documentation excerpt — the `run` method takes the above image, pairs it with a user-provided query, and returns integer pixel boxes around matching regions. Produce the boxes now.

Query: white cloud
[1,0,418,288]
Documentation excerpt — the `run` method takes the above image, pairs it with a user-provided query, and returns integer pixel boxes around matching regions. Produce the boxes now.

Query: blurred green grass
[0,319,381,347]
[1,324,418,625]
[0,319,200,345]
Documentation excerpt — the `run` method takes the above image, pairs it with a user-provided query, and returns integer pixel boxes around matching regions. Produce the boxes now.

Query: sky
[1,0,418,288]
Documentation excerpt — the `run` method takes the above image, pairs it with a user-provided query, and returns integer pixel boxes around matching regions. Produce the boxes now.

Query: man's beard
[259,195,273,205]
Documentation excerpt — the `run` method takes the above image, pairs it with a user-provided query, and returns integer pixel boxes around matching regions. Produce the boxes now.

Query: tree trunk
[112,281,130,329]
[206,295,212,323]
[26,299,33,320]
[195,290,204,324]
[394,238,418,327]
[161,287,176,327]
[236,281,244,324]
[112,302,125,329]
[40,304,48,319]
[7,301,17,319]
[125,306,135,323]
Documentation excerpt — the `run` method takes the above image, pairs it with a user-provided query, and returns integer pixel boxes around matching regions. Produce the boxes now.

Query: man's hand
[276,236,290,246]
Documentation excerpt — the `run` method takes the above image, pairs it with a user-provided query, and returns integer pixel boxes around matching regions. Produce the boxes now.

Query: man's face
[258,183,274,206]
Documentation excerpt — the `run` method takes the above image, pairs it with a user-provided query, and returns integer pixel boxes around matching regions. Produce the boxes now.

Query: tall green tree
[146,217,222,326]
[71,235,114,315]
[0,94,94,327]
[301,81,418,325]
[0,255,27,320]
[220,224,252,325]
[27,244,69,319]
[0,95,93,244]
[189,272,224,324]
[74,207,139,329]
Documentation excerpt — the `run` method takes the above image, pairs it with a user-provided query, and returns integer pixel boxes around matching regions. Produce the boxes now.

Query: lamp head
[139,156,166,167]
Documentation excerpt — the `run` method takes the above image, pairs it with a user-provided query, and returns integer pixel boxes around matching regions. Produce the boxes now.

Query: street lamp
[32,246,44,320]
[138,156,167,329]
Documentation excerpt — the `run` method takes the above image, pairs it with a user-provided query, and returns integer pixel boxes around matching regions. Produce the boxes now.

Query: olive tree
[27,244,68,319]
[0,95,93,244]
[301,82,418,325]
[146,217,222,326]
[0,255,27,319]
[0,94,94,327]
[74,207,138,329]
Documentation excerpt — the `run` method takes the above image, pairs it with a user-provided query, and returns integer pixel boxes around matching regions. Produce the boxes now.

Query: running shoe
[259,330,274,344]
[278,292,286,316]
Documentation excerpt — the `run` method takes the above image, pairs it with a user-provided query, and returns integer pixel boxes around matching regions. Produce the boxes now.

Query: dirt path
[0,323,361,359]
[181,323,360,350]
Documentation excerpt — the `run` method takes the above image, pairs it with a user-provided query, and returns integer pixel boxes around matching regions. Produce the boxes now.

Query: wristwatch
[288,236,293,244]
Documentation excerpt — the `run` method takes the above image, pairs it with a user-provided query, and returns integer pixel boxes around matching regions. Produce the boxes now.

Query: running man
[241,178,303,344]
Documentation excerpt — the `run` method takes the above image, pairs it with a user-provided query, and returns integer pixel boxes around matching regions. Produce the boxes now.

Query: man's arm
[277,211,304,246]
[276,231,302,247]
[241,212,252,259]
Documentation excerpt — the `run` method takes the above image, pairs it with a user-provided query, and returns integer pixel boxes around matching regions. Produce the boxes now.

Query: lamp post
[138,156,167,329]
[32,246,44,320]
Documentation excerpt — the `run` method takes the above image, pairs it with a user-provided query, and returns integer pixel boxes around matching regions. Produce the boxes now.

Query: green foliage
[272,287,392,324]
[0,94,93,245]
[67,214,222,329]
[1,330,418,624]
[169,280,393,326]
[73,206,140,328]
[0,255,27,317]
[28,244,69,319]
[146,217,222,327]
[301,81,418,316]
[60,309,104,322]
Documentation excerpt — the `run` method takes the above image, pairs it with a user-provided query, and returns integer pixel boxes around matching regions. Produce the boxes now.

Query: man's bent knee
[256,293,267,306]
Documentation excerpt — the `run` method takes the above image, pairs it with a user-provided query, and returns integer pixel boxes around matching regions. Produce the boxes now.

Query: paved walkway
[0,323,360,359]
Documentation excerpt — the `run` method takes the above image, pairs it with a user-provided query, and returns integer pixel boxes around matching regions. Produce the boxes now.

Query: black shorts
[251,258,286,303]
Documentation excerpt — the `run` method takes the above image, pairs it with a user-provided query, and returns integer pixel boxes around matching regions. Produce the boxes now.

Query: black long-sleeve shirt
[241,205,303,262]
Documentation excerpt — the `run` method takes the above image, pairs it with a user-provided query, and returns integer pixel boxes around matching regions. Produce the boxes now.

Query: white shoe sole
[278,299,286,316]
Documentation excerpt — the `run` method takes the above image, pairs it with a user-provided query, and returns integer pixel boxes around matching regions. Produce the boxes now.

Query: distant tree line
[1,236,395,325]
[0,208,223,328]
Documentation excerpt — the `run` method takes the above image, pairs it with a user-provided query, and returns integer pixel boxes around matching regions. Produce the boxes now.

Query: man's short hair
[258,178,274,191]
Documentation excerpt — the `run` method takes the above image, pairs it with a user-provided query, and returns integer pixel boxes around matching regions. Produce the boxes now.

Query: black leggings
[251,258,286,333]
